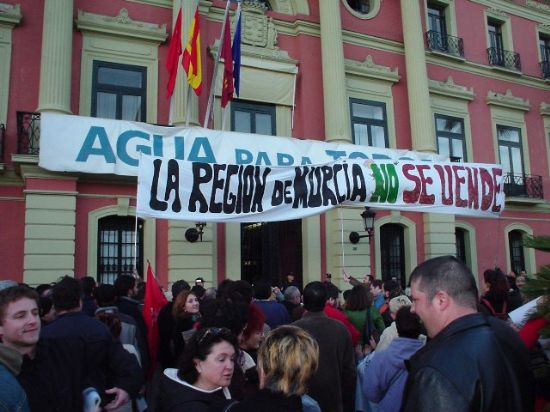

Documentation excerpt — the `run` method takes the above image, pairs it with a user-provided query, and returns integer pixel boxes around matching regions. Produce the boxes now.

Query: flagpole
[185,87,192,127]
[222,104,229,130]
[203,0,232,128]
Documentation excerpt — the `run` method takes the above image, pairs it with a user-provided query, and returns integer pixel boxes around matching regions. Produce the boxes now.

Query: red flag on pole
[143,263,168,374]
[220,12,234,108]
[166,8,183,98]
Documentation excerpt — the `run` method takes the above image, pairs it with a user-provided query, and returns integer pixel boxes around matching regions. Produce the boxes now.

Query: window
[488,20,504,55]
[455,228,466,264]
[435,114,466,161]
[498,125,524,176]
[486,19,520,70]
[91,61,147,121]
[508,230,525,276]
[380,224,405,290]
[347,0,371,14]
[498,125,526,196]
[97,216,143,284]
[231,101,276,135]
[539,35,550,78]
[427,3,447,52]
[350,99,388,148]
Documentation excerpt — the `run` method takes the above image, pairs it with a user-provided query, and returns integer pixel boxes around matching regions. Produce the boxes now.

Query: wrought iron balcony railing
[487,47,521,71]
[540,60,550,79]
[503,173,543,199]
[17,111,40,155]
[0,123,5,161]
[426,30,465,58]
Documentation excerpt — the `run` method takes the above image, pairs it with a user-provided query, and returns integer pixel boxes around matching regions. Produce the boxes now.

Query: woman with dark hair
[198,298,251,400]
[157,327,239,412]
[479,268,510,319]
[343,285,385,351]
[232,325,320,412]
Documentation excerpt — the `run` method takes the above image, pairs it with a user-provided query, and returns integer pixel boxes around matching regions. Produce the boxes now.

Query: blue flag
[232,8,242,96]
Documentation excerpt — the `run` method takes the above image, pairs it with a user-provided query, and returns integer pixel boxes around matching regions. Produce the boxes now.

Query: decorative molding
[125,0,172,9]
[541,102,550,116]
[429,76,475,101]
[526,0,550,14]
[345,55,400,83]
[486,89,530,111]
[75,9,167,43]
[0,3,22,25]
[238,1,278,49]
[539,23,550,35]
[486,7,509,19]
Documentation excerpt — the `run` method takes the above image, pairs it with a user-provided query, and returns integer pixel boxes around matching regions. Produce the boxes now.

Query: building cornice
[471,0,550,23]
[0,3,22,26]
[429,76,475,101]
[75,8,167,43]
[486,89,530,111]
[345,55,400,83]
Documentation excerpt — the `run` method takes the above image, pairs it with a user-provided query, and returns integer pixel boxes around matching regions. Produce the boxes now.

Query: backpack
[480,298,509,321]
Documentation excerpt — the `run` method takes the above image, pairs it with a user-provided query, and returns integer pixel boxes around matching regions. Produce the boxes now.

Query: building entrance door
[241,220,302,288]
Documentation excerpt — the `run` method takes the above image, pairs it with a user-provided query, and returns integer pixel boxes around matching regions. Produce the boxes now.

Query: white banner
[136,155,505,221]
[39,113,447,176]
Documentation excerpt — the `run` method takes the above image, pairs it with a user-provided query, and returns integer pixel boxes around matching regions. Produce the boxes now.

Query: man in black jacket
[293,281,356,412]
[402,256,534,412]
[35,276,143,411]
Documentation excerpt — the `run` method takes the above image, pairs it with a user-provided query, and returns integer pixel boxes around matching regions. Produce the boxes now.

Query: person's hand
[343,271,350,283]
[368,336,377,351]
[103,388,130,410]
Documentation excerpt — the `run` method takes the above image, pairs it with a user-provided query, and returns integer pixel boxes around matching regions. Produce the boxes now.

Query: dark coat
[401,313,535,412]
[38,311,143,404]
[157,371,233,412]
[231,388,302,412]
[293,311,356,412]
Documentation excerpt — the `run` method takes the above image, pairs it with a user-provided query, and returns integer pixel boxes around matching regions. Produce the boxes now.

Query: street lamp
[185,222,207,242]
[349,207,376,244]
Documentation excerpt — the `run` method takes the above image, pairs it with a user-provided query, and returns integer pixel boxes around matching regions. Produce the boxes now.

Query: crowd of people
[0,257,547,412]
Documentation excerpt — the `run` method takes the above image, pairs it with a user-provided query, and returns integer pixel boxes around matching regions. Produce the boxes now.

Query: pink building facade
[0,0,549,290]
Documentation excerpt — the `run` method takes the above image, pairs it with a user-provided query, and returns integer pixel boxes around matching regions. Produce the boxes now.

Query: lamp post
[349,207,376,244]
[185,222,207,242]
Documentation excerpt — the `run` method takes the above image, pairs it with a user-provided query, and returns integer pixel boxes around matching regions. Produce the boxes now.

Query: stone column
[401,0,454,260]
[171,1,199,126]
[38,0,73,113]
[319,0,350,143]
[400,0,435,152]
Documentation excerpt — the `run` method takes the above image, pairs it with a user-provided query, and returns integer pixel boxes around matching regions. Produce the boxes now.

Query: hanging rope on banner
[493,215,503,269]
[133,212,139,277]
[339,207,347,278]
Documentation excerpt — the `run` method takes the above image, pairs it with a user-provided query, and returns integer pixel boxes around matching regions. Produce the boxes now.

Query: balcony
[426,30,464,58]
[503,173,543,199]
[0,123,4,162]
[16,111,40,156]
[487,47,521,72]
[541,60,550,79]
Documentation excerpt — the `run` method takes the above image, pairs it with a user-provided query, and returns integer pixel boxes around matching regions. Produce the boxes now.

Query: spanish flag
[182,6,202,96]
